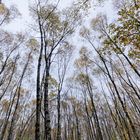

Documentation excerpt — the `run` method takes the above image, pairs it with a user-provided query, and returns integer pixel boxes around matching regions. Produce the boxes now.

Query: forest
[0,0,140,140]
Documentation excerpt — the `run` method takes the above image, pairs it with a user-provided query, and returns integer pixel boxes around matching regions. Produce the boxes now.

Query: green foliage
[101,2,140,62]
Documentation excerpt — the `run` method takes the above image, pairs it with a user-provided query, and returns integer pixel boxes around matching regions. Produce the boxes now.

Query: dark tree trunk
[35,11,44,140]
[44,55,51,140]
[86,80,103,140]
[7,52,31,140]
[73,105,81,140]
[57,89,61,140]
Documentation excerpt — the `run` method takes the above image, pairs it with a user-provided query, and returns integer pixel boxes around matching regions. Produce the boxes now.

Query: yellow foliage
[0,3,6,15]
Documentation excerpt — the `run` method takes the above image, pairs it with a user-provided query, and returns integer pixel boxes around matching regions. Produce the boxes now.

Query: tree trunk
[44,58,51,140]
[57,89,61,140]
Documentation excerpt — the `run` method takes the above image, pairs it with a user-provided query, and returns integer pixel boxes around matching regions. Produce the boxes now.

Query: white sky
[3,0,74,32]
[2,0,117,32]
[3,0,30,31]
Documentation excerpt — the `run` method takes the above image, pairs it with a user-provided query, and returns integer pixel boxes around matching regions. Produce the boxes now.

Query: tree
[0,0,140,140]
[30,0,89,139]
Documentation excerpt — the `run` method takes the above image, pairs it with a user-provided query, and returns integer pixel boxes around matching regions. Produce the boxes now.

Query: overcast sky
[3,0,30,31]
[3,0,74,32]
[3,0,117,33]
